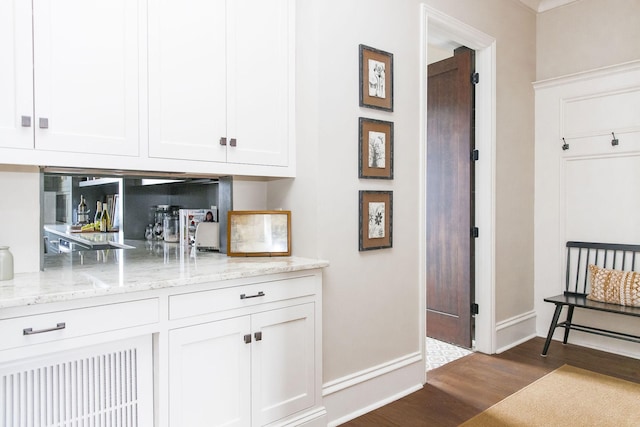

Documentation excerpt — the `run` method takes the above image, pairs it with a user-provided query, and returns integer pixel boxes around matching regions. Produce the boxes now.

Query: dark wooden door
[426,47,475,348]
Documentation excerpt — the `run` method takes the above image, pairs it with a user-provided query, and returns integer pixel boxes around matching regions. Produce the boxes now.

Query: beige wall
[272,0,424,382]
[537,0,640,81]
[270,0,537,384]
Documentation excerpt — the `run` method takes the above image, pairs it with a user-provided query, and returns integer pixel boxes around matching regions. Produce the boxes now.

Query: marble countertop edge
[0,256,329,309]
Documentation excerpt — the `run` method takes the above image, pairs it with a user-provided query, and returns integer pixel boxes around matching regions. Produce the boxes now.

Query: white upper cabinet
[0,0,33,149]
[148,0,228,162]
[1,0,294,177]
[148,0,293,168]
[32,0,141,156]
[227,0,292,167]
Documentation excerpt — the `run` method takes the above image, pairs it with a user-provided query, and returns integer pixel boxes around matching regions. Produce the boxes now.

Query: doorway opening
[421,5,496,374]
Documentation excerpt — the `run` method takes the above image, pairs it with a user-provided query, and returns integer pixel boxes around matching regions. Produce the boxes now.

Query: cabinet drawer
[0,298,158,351]
[169,275,317,320]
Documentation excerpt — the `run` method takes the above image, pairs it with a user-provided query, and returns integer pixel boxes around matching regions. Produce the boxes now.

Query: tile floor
[426,337,473,371]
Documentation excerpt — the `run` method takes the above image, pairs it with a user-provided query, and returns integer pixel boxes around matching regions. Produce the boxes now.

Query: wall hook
[561,138,569,151]
[611,132,619,147]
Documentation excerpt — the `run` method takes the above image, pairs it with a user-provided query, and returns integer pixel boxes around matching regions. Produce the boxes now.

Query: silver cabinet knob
[220,137,227,146]
[229,138,237,147]
[39,118,49,129]
[21,116,31,127]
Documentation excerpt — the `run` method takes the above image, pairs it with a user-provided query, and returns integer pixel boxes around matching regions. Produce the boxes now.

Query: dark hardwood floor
[341,337,640,426]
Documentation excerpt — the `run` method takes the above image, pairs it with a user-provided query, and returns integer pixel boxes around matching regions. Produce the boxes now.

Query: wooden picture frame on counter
[227,210,291,257]
[359,191,393,251]
[359,44,394,112]
[359,117,394,179]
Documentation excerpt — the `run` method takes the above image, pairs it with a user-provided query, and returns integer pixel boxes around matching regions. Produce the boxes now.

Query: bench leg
[562,305,575,345]
[541,304,564,357]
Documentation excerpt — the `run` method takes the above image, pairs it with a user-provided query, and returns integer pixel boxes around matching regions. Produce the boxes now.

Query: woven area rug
[459,365,640,427]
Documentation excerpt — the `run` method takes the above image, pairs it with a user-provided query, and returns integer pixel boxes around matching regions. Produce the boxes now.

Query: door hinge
[471,303,479,316]
[472,227,479,238]
[471,72,479,85]
[472,149,479,161]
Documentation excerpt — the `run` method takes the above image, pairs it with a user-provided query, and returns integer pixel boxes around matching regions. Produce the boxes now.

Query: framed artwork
[359,117,394,179]
[359,44,394,112]
[359,191,393,251]
[227,210,291,257]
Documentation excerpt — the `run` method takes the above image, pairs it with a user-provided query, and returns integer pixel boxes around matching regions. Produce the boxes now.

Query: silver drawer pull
[240,291,265,300]
[23,322,66,335]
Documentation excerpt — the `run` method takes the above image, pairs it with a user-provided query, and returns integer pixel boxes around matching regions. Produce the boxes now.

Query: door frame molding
[420,5,497,369]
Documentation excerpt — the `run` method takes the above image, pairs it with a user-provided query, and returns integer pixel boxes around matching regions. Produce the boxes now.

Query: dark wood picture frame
[359,191,393,251]
[359,44,394,112]
[227,210,291,257]
[359,117,394,179]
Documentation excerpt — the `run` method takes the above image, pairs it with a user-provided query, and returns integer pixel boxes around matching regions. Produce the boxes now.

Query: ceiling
[518,0,578,12]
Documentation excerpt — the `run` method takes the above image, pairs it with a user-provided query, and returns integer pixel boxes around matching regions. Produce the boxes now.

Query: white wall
[0,165,40,273]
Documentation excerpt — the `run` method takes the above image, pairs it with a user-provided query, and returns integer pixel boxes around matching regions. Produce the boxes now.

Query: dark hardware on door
[220,137,227,146]
[229,138,237,147]
[472,150,479,161]
[23,322,66,335]
[561,138,569,151]
[471,303,479,316]
[472,227,479,238]
[240,291,265,300]
[471,73,479,85]
[611,132,619,147]
[254,331,262,341]
[244,334,252,344]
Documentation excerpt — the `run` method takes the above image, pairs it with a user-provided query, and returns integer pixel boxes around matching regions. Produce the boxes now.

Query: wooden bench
[541,241,640,356]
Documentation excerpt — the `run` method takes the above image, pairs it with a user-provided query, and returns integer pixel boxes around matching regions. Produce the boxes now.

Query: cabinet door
[148,0,228,162]
[0,0,33,149]
[169,316,251,427]
[251,303,315,425]
[227,0,293,167]
[32,0,140,156]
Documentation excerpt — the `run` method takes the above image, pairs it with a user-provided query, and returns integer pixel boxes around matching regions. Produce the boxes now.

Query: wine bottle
[100,201,111,233]
[78,195,88,224]
[94,201,102,231]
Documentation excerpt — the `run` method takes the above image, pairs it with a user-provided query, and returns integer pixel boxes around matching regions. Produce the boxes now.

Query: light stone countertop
[0,240,328,309]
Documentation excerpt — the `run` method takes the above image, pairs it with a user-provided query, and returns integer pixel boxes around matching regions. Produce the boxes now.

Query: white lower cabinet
[169,303,316,427]
[0,270,325,427]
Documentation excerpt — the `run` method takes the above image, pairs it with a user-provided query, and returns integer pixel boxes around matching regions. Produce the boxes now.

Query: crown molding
[519,0,578,12]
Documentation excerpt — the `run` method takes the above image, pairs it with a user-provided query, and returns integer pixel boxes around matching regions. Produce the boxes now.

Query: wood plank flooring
[341,337,640,426]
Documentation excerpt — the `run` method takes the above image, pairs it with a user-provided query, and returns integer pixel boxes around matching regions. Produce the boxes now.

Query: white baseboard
[323,352,424,426]
[542,333,640,360]
[495,310,537,353]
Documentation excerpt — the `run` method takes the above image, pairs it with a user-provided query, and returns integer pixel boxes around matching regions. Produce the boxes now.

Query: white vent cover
[0,336,152,427]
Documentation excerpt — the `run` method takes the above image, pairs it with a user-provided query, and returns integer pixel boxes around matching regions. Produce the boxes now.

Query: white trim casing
[422,4,497,356]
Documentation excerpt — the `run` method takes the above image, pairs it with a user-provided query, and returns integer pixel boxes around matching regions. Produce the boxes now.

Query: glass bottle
[100,201,111,233]
[94,201,102,231]
[77,195,88,224]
